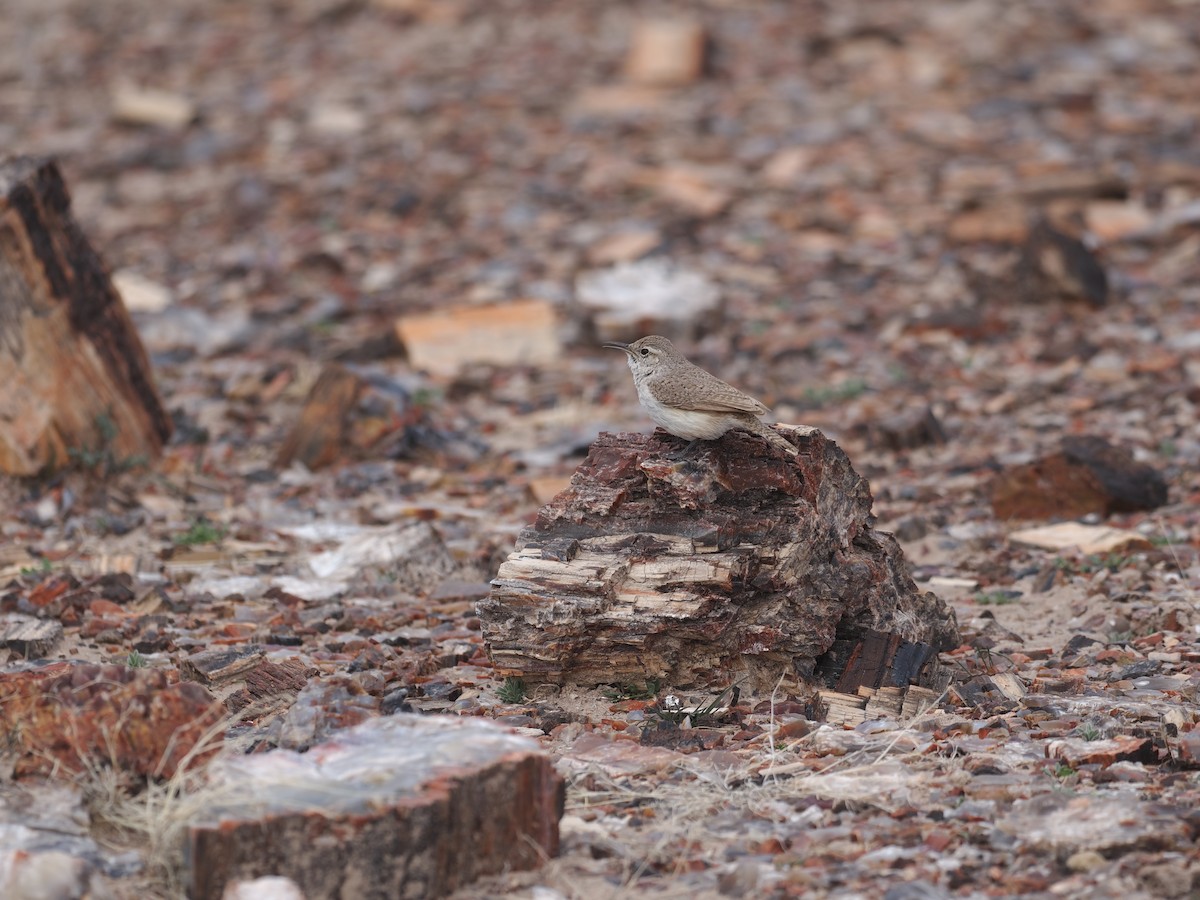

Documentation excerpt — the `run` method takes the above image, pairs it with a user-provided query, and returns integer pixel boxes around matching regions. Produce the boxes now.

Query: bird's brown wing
[649,365,769,415]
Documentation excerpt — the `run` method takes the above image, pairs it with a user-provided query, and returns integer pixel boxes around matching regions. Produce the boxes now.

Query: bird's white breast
[633,380,743,440]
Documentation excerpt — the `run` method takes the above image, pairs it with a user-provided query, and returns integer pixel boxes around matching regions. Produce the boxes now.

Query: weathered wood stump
[186,715,563,900]
[481,427,958,690]
[0,155,171,475]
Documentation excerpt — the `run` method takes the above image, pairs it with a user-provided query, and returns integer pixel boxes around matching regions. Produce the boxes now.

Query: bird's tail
[748,418,799,457]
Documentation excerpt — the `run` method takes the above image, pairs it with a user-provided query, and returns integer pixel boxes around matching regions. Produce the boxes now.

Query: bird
[603,335,797,457]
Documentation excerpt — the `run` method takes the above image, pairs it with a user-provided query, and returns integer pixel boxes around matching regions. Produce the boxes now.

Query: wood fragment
[0,156,172,475]
[900,686,941,720]
[275,364,368,470]
[623,18,708,86]
[395,300,560,375]
[818,690,868,727]
[181,645,267,687]
[0,616,64,659]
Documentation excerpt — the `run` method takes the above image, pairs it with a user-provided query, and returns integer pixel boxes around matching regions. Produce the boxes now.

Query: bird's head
[602,335,680,376]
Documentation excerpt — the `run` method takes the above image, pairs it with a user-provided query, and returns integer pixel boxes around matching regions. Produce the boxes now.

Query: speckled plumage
[603,335,796,455]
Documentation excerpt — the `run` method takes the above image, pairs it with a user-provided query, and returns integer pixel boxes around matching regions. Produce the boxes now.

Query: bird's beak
[602,341,632,355]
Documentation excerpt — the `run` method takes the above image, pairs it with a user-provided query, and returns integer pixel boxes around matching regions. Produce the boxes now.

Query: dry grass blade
[76,699,277,895]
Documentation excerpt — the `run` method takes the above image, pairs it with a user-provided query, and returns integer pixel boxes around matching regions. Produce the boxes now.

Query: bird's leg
[663,437,702,461]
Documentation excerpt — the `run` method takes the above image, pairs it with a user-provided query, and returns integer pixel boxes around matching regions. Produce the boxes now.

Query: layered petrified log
[0,156,171,475]
[481,427,959,690]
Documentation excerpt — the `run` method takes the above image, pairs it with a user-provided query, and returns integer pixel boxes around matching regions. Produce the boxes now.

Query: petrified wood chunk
[0,156,171,475]
[480,428,958,690]
[274,364,367,470]
[0,662,222,781]
[989,434,1167,520]
[186,715,564,900]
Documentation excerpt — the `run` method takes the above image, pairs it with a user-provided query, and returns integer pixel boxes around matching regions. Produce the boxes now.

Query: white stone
[575,259,720,341]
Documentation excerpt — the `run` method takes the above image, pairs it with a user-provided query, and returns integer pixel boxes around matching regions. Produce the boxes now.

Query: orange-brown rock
[990,435,1167,521]
[0,662,222,781]
[0,156,171,475]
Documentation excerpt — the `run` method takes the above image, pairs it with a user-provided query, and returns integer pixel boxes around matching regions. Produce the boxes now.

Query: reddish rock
[1047,735,1159,768]
[225,658,314,714]
[185,715,563,900]
[21,574,81,616]
[0,662,222,781]
[481,428,958,689]
[88,598,125,616]
[990,435,1167,520]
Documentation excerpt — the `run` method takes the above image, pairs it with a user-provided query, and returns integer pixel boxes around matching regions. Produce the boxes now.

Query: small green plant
[1054,554,1136,575]
[974,589,1019,606]
[19,558,52,576]
[126,650,148,669]
[603,679,660,702]
[1090,553,1133,572]
[411,387,441,408]
[497,677,526,704]
[1075,724,1102,742]
[174,520,227,547]
[651,685,740,727]
[68,412,148,477]
[1051,762,1075,780]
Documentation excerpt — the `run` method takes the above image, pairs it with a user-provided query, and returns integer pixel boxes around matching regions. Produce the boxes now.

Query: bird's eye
[640,348,650,356]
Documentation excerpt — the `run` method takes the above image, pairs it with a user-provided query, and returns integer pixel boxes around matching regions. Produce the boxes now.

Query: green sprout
[603,679,660,702]
[497,677,527,704]
[174,520,227,547]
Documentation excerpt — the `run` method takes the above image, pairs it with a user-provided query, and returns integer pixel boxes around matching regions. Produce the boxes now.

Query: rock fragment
[1000,795,1191,858]
[0,616,64,659]
[575,258,721,342]
[481,428,958,689]
[0,156,173,475]
[1008,522,1152,555]
[0,662,222,780]
[111,83,196,129]
[395,300,560,375]
[623,19,707,87]
[185,715,563,900]
[1017,219,1109,307]
[990,436,1167,520]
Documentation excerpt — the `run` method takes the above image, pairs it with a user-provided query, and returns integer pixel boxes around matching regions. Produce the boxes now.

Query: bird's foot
[663,438,703,461]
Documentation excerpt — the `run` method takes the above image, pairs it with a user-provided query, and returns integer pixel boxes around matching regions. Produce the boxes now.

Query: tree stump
[0,156,171,475]
[480,427,959,691]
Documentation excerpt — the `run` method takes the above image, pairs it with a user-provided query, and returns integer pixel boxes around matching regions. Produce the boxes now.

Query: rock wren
[604,335,797,456]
